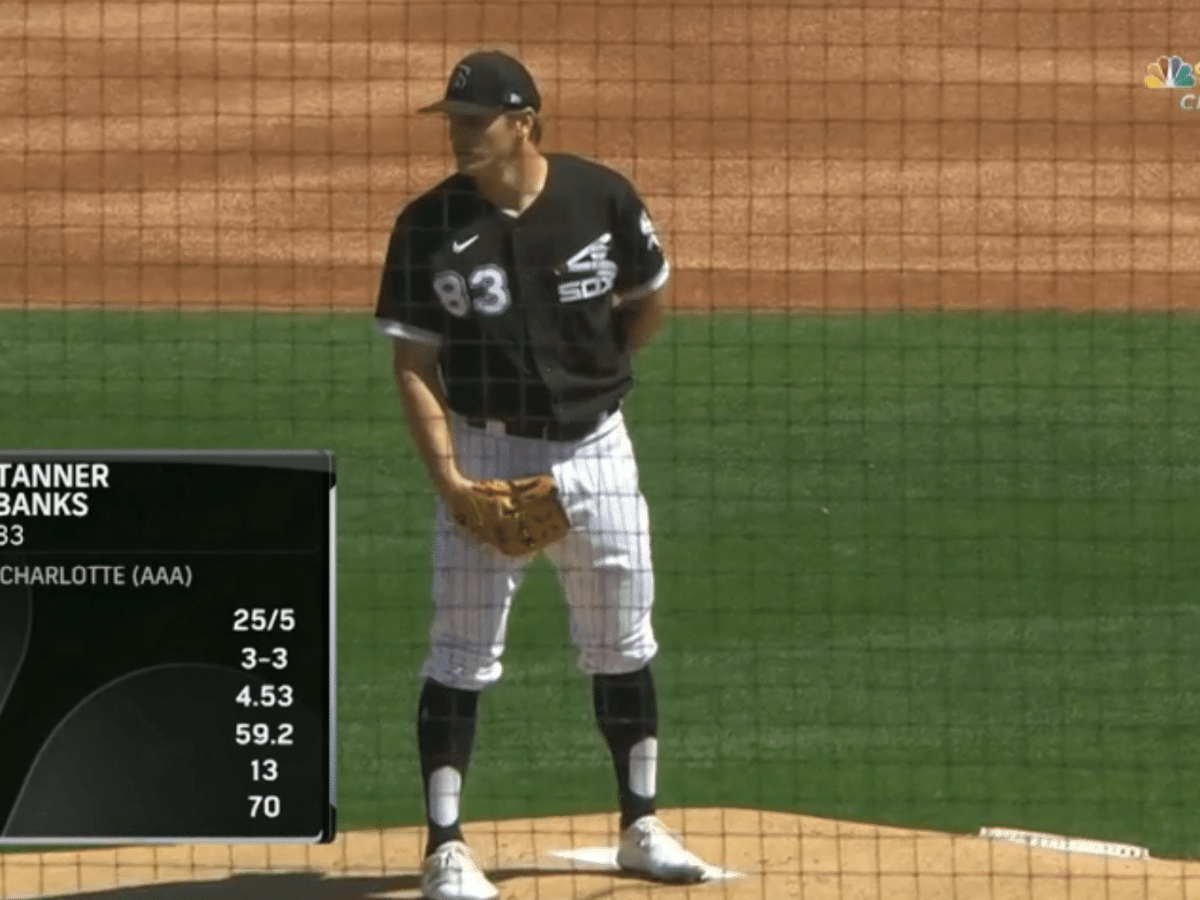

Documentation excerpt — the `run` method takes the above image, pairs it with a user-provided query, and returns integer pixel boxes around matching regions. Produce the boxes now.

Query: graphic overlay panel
[0,450,335,844]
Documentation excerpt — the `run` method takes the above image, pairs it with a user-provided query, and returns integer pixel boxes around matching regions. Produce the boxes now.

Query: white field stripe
[979,827,1150,860]
[548,845,743,880]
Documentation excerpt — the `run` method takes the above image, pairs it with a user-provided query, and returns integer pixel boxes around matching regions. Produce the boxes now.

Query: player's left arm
[614,281,666,355]
[612,183,670,355]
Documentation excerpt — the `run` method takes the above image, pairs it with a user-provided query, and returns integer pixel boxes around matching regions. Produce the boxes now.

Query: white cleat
[616,815,709,884]
[420,840,499,900]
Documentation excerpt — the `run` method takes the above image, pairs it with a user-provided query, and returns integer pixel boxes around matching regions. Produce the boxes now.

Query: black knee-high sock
[417,679,480,856]
[593,665,658,830]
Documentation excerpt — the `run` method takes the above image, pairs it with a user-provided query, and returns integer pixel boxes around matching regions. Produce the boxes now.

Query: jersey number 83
[433,265,512,317]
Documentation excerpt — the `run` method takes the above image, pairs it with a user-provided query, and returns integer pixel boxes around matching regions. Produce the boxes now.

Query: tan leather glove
[449,474,570,556]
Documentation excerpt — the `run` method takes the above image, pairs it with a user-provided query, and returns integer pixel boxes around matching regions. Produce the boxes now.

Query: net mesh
[2,0,1198,897]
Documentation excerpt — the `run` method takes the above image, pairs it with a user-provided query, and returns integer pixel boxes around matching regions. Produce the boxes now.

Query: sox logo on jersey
[558,233,617,303]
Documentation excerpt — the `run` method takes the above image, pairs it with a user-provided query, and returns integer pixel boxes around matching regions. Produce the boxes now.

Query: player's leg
[548,507,662,829]
[417,422,538,900]
[545,414,707,882]
[418,502,525,855]
[592,664,658,829]
[416,512,523,900]
[544,417,661,822]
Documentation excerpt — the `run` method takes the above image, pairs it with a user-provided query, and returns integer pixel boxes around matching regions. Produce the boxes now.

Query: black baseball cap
[418,51,542,116]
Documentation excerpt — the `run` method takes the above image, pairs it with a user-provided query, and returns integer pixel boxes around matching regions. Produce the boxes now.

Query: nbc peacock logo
[1145,55,1195,88]
[1144,55,1200,109]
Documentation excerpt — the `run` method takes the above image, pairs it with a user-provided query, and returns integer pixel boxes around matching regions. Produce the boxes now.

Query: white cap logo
[451,64,471,90]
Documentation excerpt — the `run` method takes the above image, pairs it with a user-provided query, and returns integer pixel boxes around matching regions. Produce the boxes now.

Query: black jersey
[373,153,668,424]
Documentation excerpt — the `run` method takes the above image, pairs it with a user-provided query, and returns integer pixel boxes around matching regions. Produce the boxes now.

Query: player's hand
[439,472,484,529]
[441,473,498,544]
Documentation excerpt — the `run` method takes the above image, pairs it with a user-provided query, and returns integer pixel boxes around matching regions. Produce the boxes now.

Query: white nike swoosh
[452,235,479,253]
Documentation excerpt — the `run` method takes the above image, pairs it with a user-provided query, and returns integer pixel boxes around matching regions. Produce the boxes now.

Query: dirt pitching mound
[1,808,1196,900]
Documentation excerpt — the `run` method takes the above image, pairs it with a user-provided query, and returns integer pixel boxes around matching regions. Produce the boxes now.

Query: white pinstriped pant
[420,408,659,692]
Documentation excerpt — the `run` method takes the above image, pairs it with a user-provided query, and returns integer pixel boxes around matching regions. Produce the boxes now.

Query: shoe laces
[433,841,470,866]
[637,817,679,847]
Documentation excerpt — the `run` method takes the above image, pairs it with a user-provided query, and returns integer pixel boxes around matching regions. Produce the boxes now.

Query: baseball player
[373,51,710,900]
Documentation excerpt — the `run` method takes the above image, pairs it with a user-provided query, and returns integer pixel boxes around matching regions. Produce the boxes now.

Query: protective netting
[2,1,1197,897]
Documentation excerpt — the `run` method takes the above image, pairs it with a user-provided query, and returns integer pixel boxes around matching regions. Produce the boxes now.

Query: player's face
[447,111,522,174]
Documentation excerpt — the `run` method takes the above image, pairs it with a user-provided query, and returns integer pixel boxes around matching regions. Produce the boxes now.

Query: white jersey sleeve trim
[615,260,671,303]
[372,317,443,347]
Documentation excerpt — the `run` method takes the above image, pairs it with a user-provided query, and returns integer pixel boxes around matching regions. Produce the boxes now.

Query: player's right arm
[391,339,472,500]
[374,203,475,509]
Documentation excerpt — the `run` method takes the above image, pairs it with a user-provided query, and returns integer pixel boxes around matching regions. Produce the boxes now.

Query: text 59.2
[235,722,294,747]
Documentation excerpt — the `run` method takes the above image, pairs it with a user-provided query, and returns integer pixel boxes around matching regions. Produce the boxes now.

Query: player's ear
[512,108,540,144]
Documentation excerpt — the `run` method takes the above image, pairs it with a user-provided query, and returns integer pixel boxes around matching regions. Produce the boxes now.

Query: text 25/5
[233,608,296,632]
